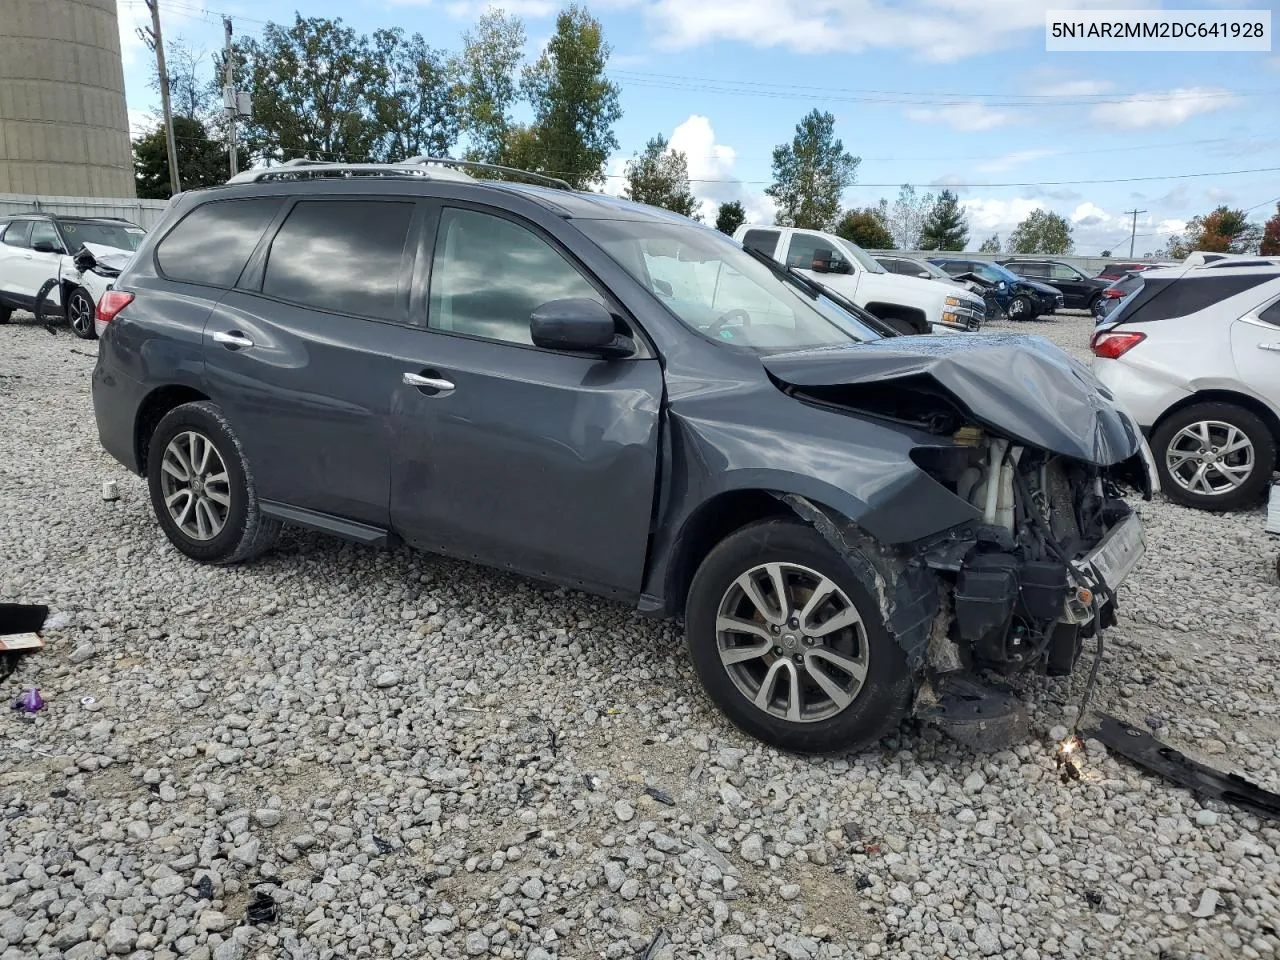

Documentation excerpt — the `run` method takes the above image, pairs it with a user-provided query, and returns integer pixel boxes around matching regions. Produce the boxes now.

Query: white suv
[1091,262,1280,509]
[733,224,986,334]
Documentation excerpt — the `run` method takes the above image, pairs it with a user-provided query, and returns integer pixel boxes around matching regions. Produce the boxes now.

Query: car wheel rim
[1009,299,1025,317]
[159,431,231,541]
[1165,420,1254,496]
[69,294,93,334]
[715,562,869,724]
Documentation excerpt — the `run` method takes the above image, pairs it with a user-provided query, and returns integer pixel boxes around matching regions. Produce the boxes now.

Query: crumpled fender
[776,494,940,672]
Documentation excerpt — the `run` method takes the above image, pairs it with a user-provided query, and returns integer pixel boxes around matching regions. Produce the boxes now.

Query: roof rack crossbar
[402,156,572,191]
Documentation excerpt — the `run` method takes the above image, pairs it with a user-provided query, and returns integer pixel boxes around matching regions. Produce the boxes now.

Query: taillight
[1091,330,1146,359]
[96,290,134,324]
[1103,288,1125,298]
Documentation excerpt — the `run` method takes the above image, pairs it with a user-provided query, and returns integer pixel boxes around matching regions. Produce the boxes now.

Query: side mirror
[530,298,633,359]
[917,270,932,279]
[809,249,849,274]
[32,240,62,254]
[997,280,1008,290]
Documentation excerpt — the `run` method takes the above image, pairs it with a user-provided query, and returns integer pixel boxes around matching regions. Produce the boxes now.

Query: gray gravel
[2,310,1279,960]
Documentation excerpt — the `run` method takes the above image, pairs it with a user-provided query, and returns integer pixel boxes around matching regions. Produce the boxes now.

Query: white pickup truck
[733,224,986,334]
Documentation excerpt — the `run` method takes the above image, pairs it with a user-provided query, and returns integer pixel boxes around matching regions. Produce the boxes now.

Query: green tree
[766,110,859,230]
[519,5,622,188]
[151,38,220,123]
[715,201,746,235]
[978,233,1001,254]
[134,115,246,198]
[887,184,934,250]
[917,190,969,250]
[1261,203,1280,256]
[458,10,525,163]
[1008,209,1074,254]
[241,15,383,163]
[834,205,894,249]
[371,28,461,161]
[1174,205,1262,254]
[623,135,699,218]
[1100,248,1112,257]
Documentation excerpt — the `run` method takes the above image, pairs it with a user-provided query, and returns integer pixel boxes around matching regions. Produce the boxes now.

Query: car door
[203,196,428,529]
[21,220,68,304]
[389,203,664,598]
[1047,262,1090,307]
[1231,294,1280,413]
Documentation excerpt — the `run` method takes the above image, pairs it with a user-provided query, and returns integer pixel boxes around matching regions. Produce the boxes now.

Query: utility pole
[144,0,181,194]
[223,17,237,178]
[1125,208,1146,258]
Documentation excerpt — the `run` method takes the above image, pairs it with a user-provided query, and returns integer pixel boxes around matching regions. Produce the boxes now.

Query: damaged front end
[765,334,1156,747]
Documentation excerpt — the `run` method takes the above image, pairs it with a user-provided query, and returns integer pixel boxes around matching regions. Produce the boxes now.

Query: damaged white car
[0,214,143,339]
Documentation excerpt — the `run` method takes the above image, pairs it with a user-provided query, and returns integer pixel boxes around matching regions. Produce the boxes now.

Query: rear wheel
[0,306,11,324]
[65,286,97,339]
[685,519,912,753]
[1152,402,1276,510]
[1007,294,1033,320]
[147,401,281,563]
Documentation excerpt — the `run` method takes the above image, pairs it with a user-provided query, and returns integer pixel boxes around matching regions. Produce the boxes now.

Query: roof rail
[402,156,573,191]
[225,156,574,191]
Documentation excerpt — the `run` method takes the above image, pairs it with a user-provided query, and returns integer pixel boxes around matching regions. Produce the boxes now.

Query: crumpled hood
[762,333,1143,466]
[77,241,134,273]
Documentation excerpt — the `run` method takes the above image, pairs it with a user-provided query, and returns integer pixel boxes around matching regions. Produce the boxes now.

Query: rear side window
[1012,262,1047,278]
[741,229,780,257]
[1117,274,1278,324]
[262,200,415,321]
[157,198,283,287]
[2,221,31,248]
[1259,300,1280,326]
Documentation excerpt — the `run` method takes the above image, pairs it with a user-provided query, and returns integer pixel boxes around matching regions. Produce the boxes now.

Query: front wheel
[147,401,281,563]
[65,286,97,339]
[685,519,912,753]
[1007,294,1032,321]
[1152,402,1275,510]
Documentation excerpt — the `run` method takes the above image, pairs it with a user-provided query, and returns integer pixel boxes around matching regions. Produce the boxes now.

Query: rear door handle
[403,372,455,396]
[212,331,254,349]
[1260,343,1280,353]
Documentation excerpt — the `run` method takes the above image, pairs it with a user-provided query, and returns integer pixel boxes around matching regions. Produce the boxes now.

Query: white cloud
[1090,87,1241,129]
[905,101,1016,131]
[961,197,1046,233]
[959,198,1186,254]
[1070,201,1111,227]
[632,0,1159,62]
[976,149,1057,173]
[606,115,774,224]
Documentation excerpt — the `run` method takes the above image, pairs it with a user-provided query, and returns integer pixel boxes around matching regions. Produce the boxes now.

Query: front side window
[786,233,847,271]
[262,200,414,321]
[577,219,881,350]
[158,198,283,288]
[29,221,63,252]
[1,222,31,248]
[428,207,602,345]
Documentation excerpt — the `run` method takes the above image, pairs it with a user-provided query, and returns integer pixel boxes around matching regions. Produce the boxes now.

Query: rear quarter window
[156,198,284,287]
[1118,274,1279,324]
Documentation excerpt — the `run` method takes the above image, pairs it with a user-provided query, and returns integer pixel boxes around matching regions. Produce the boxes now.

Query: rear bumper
[91,353,146,474]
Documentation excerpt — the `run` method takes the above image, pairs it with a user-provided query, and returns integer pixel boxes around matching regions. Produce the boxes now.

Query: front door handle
[403,372,455,396]
[212,331,254,349]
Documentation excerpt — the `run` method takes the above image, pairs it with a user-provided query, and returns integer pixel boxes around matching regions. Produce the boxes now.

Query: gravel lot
[2,309,1278,960]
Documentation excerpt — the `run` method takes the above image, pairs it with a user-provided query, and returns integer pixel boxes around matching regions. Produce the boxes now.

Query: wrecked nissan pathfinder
[91,158,1154,752]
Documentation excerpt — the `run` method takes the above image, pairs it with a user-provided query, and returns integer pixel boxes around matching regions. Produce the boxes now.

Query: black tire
[65,286,97,339]
[685,519,913,754]
[1151,402,1276,511]
[1007,294,1033,321]
[1087,293,1102,316]
[0,305,11,324]
[147,401,281,563]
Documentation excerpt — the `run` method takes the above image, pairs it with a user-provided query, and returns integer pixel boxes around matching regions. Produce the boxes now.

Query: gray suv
[91,158,1153,753]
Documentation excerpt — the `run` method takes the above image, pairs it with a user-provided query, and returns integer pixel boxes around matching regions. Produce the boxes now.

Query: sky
[114,0,1280,255]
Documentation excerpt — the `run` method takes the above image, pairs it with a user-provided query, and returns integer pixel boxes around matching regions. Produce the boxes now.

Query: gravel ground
[2,309,1279,960]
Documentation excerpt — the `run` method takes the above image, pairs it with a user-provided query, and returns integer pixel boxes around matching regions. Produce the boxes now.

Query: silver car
[1091,262,1280,509]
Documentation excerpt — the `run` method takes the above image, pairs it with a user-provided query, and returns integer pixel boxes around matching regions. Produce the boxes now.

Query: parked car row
[0,213,144,338]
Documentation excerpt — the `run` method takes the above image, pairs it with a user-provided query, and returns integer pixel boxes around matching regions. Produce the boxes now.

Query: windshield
[60,221,145,252]
[973,262,1018,284]
[828,236,886,273]
[576,219,882,350]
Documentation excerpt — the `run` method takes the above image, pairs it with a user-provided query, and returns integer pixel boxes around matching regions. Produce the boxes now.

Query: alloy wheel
[1164,420,1254,496]
[68,292,94,336]
[715,562,869,723]
[159,431,231,541]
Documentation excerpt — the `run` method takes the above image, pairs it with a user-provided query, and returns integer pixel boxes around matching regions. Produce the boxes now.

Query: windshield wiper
[742,245,822,298]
